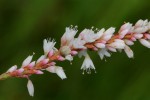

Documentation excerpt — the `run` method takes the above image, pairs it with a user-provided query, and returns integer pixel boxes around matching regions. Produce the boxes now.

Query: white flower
[7,65,17,73]
[101,27,115,41]
[108,39,125,49]
[70,37,86,49]
[119,23,132,32]
[98,48,111,59]
[22,55,33,67]
[135,19,148,27]
[46,66,67,80]
[61,26,78,46]
[124,45,134,58]
[139,39,150,48]
[43,39,56,55]
[79,29,98,43]
[81,54,95,74]
[27,80,34,97]
[134,19,149,34]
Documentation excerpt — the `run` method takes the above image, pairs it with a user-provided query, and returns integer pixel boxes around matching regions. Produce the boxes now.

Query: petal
[124,45,134,58]
[139,39,150,48]
[55,67,67,80]
[7,65,17,73]
[22,55,33,67]
[27,80,34,97]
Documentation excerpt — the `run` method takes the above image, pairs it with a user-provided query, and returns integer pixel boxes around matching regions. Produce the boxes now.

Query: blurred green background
[0,0,150,100]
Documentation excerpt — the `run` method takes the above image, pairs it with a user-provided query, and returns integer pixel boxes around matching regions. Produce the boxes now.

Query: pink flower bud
[50,62,56,66]
[17,68,24,74]
[131,37,136,41]
[41,59,49,65]
[28,61,35,69]
[145,34,150,39]
[48,50,54,57]
[71,51,78,55]
[57,56,65,61]
[35,70,43,74]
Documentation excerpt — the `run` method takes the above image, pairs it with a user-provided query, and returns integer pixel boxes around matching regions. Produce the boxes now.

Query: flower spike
[0,19,150,96]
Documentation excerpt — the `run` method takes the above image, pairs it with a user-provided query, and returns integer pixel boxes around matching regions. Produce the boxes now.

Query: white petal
[96,28,105,38]
[95,43,105,48]
[55,67,67,80]
[65,55,73,61]
[27,80,34,97]
[46,66,56,73]
[108,39,125,49]
[102,27,115,41]
[124,45,134,58]
[124,39,134,45]
[78,50,87,58]
[22,55,33,67]
[119,23,132,32]
[133,33,143,39]
[98,49,111,59]
[107,47,117,52]
[139,39,150,48]
[46,66,67,80]
[7,65,17,73]
[135,19,144,27]
[119,29,129,38]
[36,55,46,63]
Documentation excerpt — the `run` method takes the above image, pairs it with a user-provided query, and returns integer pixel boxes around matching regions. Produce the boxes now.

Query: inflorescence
[0,19,150,96]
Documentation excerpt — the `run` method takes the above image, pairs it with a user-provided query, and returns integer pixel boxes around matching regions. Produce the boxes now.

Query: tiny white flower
[27,80,34,97]
[65,54,73,61]
[46,66,67,80]
[7,65,17,73]
[139,39,150,48]
[124,45,134,58]
[43,39,56,55]
[102,27,115,41]
[22,55,33,67]
[81,54,95,74]
[119,23,132,32]
[98,48,111,59]
[70,37,86,49]
[61,26,78,46]
[134,27,148,34]
[135,19,144,27]
[79,29,99,43]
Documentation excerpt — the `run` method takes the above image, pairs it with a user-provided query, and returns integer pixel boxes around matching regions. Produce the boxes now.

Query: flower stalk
[0,19,150,96]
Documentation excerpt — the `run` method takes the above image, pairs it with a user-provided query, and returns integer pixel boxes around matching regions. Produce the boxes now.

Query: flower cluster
[0,19,150,96]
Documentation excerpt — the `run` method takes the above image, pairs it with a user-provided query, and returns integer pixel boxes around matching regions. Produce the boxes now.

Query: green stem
[0,73,11,80]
